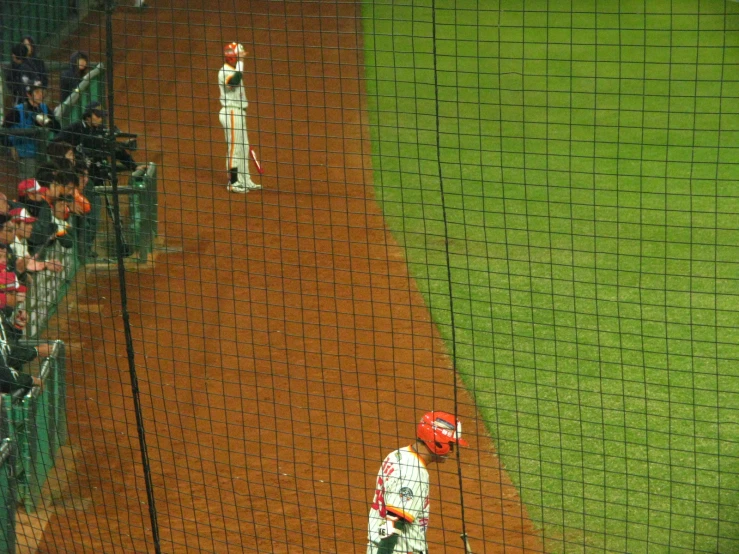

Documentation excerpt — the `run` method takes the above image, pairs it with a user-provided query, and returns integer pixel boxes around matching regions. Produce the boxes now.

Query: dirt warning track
[36,1,542,552]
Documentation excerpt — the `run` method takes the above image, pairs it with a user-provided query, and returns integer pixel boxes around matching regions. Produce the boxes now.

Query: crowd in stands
[0,37,143,395]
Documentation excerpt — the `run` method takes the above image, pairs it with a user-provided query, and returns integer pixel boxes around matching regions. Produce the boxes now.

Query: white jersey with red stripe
[218,61,248,109]
[367,445,430,553]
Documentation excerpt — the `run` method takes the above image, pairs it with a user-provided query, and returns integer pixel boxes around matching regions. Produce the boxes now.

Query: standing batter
[367,411,470,554]
[218,42,261,194]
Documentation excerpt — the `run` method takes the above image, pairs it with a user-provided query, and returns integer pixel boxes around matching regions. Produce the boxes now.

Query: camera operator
[54,102,141,175]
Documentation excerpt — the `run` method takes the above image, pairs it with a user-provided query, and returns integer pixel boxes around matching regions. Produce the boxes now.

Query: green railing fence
[2,340,66,515]
[95,162,158,263]
[0,438,15,554]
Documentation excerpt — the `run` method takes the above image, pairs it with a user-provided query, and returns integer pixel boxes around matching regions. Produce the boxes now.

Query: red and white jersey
[367,445,430,552]
[218,61,248,109]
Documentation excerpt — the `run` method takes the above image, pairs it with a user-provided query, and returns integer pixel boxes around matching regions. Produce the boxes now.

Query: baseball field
[33,1,539,552]
[15,0,738,553]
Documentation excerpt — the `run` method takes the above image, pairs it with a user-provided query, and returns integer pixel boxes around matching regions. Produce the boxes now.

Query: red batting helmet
[417,411,469,456]
[224,42,244,66]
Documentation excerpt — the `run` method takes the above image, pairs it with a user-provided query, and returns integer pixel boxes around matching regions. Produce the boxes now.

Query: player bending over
[218,42,261,194]
[367,411,470,554]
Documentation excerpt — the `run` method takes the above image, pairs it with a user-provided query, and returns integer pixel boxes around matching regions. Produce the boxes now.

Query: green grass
[362,1,739,552]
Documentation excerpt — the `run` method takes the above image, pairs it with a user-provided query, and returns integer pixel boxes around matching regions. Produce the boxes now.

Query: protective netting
[0,1,737,553]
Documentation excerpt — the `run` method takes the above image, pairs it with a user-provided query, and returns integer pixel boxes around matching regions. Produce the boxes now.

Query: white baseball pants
[219,106,253,186]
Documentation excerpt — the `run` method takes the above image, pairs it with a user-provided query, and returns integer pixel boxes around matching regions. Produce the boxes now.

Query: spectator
[2,212,58,276]
[0,277,52,370]
[60,51,90,103]
[49,168,78,201]
[55,169,90,218]
[73,161,97,260]
[51,195,75,251]
[0,193,21,227]
[17,178,50,219]
[0,244,9,271]
[0,223,19,273]
[9,208,38,260]
[13,201,56,260]
[0,272,42,393]
[53,102,107,161]
[3,85,60,179]
[46,140,76,167]
[20,36,49,90]
[5,43,34,105]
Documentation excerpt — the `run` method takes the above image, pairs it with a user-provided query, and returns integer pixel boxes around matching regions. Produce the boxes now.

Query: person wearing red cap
[0,214,58,276]
[9,208,36,260]
[17,178,48,211]
[0,269,50,372]
[0,271,41,393]
[16,167,59,260]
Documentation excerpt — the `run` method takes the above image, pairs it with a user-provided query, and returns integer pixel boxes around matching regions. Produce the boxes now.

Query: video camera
[87,125,138,151]
[111,125,138,151]
[76,126,139,181]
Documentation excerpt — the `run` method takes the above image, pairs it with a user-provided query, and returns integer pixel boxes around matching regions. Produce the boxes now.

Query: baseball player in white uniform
[218,42,261,194]
[367,411,470,554]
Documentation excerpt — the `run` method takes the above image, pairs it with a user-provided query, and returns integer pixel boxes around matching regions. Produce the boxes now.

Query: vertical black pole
[430,0,469,548]
[104,1,162,551]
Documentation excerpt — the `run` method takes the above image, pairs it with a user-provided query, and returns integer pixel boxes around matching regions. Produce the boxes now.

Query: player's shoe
[243,180,262,191]
[228,183,248,194]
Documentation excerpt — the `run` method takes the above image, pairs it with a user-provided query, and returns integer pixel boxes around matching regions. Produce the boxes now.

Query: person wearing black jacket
[21,36,49,90]
[0,272,41,393]
[0,292,50,371]
[5,43,36,105]
[60,51,90,103]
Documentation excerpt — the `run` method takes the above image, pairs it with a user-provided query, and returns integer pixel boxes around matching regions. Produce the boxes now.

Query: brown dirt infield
[33,1,543,552]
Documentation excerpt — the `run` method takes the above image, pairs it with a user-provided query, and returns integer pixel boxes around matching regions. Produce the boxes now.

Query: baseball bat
[460,533,474,554]
[250,147,264,175]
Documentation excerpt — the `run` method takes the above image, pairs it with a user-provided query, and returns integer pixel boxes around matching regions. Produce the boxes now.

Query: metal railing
[94,162,158,263]
[25,241,78,341]
[0,438,14,553]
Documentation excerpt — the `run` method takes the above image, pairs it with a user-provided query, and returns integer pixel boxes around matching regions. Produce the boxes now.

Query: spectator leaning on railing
[50,195,75,251]
[17,176,50,219]
[0,222,42,279]
[0,272,41,394]
[72,160,96,260]
[9,208,37,262]
[23,168,70,259]
[0,278,51,371]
